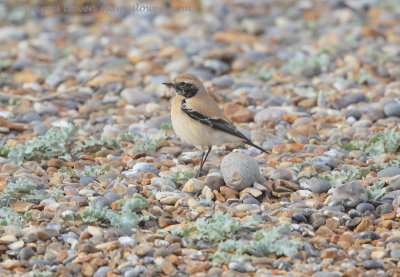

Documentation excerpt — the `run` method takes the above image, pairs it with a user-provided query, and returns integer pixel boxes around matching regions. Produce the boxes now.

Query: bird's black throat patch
[174,82,198,98]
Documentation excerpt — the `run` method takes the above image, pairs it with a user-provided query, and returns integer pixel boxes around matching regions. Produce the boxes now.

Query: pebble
[131,163,159,175]
[121,89,154,106]
[151,177,177,190]
[355,202,375,213]
[220,152,261,191]
[331,181,368,207]
[377,167,400,178]
[300,179,331,193]
[182,178,205,194]
[205,172,225,190]
[312,156,337,170]
[18,247,36,261]
[363,260,383,269]
[383,102,400,117]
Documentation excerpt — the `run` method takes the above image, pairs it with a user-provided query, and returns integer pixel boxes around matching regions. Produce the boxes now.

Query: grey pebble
[356,202,375,213]
[313,272,341,277]
[151,177,176,190]
[220,152,261,191]
[390,249,400,259]
[18,246,36,261]
[21,112,42,123]
[300,179,331,193]
[377,167,400,178]
[312,156,337,170]
[132,162,159,175]
[124,266,146,277]
[345,109,362,120]
[94,266,112,277]
[79,176,95,186]
[363,260,383,269]
[97,173,119,183]
[242,196,260,205]
[228,262,255,272]
[331,181,367,207]
[205,172,225,190]
[358,231,380,240]
[292,213,308,223]
[121,88,153,106]
[103,191,122,204]
[32,122,50,135]
[339,93,367,108]
[212,75,234,88]
[383,102,400,117]
[348,209,361,218]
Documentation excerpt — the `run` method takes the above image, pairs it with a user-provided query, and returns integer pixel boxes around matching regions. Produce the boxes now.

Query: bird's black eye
[178,82,186,86]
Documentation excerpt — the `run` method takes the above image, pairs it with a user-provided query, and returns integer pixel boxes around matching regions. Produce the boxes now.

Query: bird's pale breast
[171,97,241,146]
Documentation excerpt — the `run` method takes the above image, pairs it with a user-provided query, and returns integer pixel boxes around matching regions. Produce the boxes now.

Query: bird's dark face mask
[162,81,198,98]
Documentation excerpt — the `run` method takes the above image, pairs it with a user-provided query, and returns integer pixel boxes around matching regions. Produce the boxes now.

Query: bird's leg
[198,145,212,177]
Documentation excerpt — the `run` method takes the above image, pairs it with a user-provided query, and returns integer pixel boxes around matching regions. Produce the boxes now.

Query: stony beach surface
[1,0,400,276]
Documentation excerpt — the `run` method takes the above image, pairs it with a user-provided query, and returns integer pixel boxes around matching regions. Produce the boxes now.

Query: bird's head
[162,73,203,98]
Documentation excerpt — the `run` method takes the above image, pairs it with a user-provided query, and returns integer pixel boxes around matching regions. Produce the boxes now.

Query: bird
[163,73,269,177]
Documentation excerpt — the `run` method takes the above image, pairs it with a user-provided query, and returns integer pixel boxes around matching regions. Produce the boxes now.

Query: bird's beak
[162,82,174,88]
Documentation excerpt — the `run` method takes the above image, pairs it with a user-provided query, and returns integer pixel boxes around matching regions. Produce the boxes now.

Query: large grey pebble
[121,89,153,106]
[300,179,331,193]
[331,181,367,207]
[383,102,400,117]
[377,167,400,178]
[220,152,260,191]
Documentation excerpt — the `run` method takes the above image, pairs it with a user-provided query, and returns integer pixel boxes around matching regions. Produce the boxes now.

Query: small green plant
[365,129,400,156]
[0,208,33,227]
[338,129,400,156]
[168,170,195,183]
[318,165,370,187]
[367,180,390,200]
[120,131,166,153]
[0,179,37,207]
[356,68,372,84]
[7,125,79,164]
[281,48,330,74]
[174,212,260,246]
[257,67,275,81]
[132,132,166,153]
[82,195,149,229]
[72,136,121,154]
[59,165,111,178]
[212,224,301,263]
[160,123,173,131]
[0,144,10,157]
[31,269,54,277]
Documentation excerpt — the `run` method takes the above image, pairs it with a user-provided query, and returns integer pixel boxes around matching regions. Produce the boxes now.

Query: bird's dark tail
[244,139,271,154]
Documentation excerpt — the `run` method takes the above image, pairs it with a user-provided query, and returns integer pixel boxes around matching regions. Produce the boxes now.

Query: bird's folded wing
[181,99,249,141]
